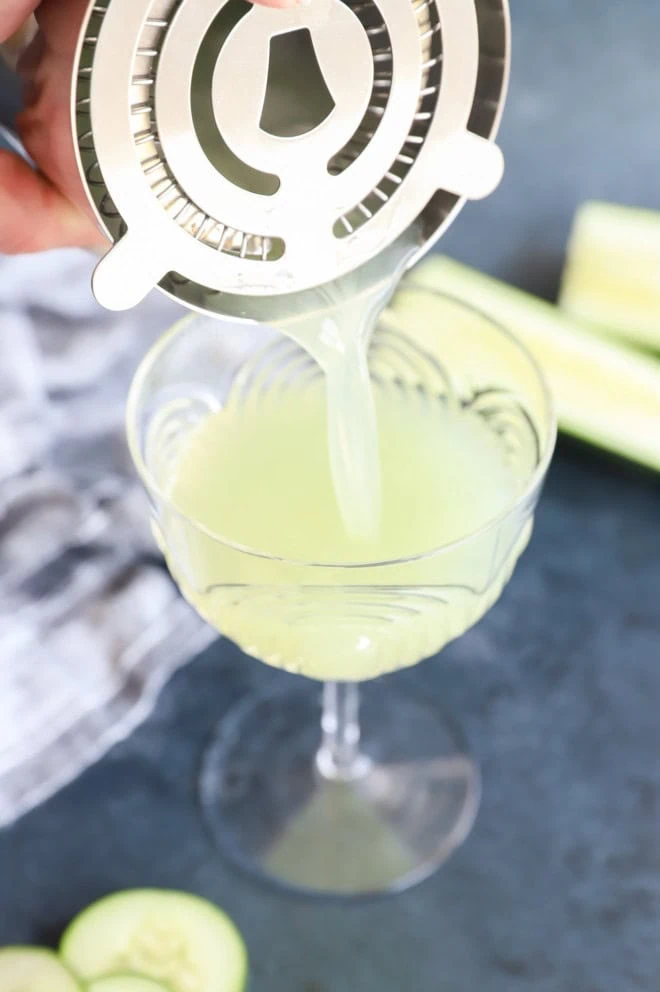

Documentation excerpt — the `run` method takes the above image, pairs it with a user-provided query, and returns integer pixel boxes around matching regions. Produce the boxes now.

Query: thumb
[0,149,105,253]
[0,1,38,47]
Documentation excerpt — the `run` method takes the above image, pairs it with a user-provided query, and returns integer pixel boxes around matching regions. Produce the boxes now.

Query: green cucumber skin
[0,946,83,990]
[560,201,660,353]
[60,889,248,992]
[405,256,660,473]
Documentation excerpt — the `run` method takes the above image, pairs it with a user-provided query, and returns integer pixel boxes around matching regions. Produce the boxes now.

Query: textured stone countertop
[1,1,660,989]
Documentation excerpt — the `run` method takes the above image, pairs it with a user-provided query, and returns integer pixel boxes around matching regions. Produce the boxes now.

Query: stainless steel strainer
[72,0,509,318]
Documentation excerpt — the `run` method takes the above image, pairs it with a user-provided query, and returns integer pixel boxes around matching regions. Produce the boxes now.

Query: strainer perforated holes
[73,0,509,314]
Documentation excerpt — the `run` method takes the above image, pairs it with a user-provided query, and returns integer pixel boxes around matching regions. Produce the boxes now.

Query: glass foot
[200,679,480,897]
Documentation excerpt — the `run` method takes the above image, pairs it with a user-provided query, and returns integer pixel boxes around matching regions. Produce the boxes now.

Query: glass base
[200,679,480,897]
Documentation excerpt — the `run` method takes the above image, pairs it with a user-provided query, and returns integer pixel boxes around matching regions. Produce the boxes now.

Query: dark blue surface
[444,0,660,299]
[2,1,660,988]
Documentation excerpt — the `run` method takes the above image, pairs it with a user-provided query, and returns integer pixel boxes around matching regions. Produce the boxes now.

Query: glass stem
[317,681,368,781]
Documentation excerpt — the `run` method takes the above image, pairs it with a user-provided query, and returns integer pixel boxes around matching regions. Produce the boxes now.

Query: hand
[0,0,298,256]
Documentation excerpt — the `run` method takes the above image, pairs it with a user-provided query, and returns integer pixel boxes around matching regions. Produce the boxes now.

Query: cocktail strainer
[72,0,509,318]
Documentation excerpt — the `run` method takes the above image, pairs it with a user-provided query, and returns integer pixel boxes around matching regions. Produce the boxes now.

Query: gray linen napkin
[0,249,216,827]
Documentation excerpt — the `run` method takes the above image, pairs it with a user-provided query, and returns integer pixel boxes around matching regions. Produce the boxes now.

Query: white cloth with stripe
[0,248,215,827]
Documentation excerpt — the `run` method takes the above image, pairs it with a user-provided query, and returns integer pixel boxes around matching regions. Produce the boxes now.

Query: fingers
[14,28,44,80]
[36,0,90,58]
[0,0,39,44]
[14,37,107,252]
[0,150,105,253]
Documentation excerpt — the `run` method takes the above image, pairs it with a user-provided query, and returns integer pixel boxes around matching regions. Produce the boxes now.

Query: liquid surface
[172,379,518,561]
[161,376,533,681]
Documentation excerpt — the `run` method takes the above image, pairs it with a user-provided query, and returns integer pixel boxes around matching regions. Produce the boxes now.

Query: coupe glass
[126,287,556,897]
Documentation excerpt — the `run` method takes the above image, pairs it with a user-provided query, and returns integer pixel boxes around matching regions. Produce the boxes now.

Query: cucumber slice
[399,255,660,472]
[60,890,247,992]
[88,977,171,992]
[0,947,81,991]
[560,201,660,352]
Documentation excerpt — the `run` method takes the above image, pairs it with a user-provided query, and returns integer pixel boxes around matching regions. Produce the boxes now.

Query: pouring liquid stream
[270,236,419,542]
